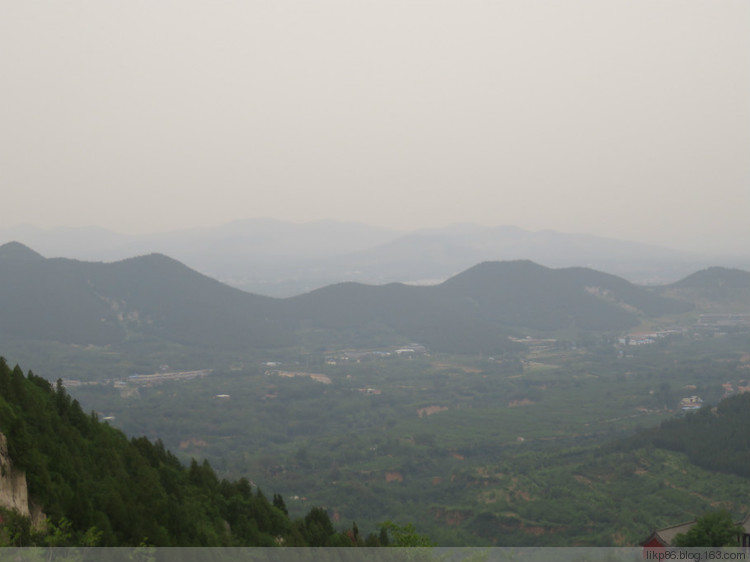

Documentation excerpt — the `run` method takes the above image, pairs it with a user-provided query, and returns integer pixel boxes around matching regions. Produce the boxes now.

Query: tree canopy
[0,357,415,546]
[672,510,743,547]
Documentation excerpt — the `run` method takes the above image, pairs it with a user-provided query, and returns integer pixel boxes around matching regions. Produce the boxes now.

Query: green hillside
[0,243,695,365]
[0,357,390,547]
[658,266,750,315]
[435,261,690,331]
[458,394,750,546]
[81,253,291,350]
[0,243,286,350]
[670,267,750,290]
[283,281,519,354]
[624,392,750,478]
[0,244,125,345]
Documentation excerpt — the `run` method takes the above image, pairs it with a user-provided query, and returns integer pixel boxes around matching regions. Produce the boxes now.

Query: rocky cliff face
[0,432,44,527]
[0,432,30,518]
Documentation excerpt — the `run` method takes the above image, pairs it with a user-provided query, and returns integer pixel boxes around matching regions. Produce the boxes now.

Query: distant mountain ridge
[2,219,746,297]
[0,242,698,362]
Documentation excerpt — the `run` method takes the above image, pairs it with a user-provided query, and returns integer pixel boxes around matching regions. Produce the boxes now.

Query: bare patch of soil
[418,405,449,417]
[508,399,535,407]
[179,438,207,449]
[432,362,482,373]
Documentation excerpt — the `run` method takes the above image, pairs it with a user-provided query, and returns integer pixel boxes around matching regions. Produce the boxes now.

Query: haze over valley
[2,219,747,297]
[1,0,748,549]
[1,239,749,545]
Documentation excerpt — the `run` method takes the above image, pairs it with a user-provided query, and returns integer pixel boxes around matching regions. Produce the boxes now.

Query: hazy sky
[2,1,748,254]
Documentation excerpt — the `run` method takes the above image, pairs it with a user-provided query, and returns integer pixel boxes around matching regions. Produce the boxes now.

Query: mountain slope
[0,242,694,358]
[0,244,289,350]
[659,267,750,313]
[79,253,291,349]
[669,267,750,290]
[283,280,515,354]
[283,260,691,351]
[0,358,372,546]
[0,246,125,345]
[624,391,750,478]
[433,261,690,331]
[0,241,46,262]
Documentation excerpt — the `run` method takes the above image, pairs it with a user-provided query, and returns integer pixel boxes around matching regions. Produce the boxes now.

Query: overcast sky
[1,1,748,254]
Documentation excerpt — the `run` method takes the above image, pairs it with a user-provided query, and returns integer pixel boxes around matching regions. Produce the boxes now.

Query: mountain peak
[446,259,548,281]
[671,267,750,289]
[0,241,45,262]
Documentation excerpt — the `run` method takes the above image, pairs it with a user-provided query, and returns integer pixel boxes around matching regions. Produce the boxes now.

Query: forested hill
[0,358,384,546]
[0,242,692,358]
[669,267,750,290]
[0,242,288,349]
[433,261,689,329]
[618,391,750,478]
[281,260,691,348]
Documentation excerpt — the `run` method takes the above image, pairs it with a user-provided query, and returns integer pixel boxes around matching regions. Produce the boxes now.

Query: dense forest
[623,391,750,478]
[0,357,413,547]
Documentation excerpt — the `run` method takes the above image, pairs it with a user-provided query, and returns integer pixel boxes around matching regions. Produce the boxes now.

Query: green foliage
[635,392,750,478]
[3,308,748,548]
[62,331,750,547]
[672,510,743,547]
[0,358,409,547]
[0,508,33,546]
[379,521,435,547]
